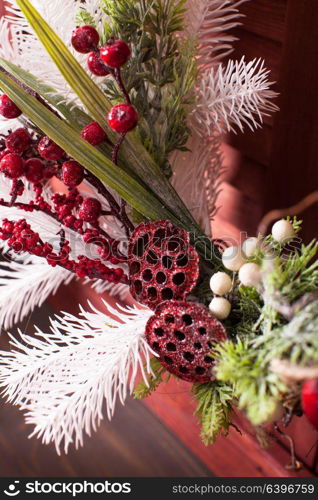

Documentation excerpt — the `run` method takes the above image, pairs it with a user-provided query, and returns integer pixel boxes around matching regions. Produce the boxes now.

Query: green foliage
[99,0,197,171]
[215,339,287,426]
[134,357,168,398]
[254,301,318,367]
[75,9,96,27]
[192,381,233,445]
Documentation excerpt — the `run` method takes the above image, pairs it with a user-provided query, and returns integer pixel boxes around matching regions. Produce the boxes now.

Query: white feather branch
[0,302,154,454]
[0,257,73,331]
[185,0,248,65]
[195,57,279,135]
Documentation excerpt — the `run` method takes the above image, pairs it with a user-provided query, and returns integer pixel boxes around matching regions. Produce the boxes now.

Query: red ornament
[146,301,227,383]
[78,197,102,222]
[5,128,31,154]
[0,94,22,119]
[100,40,131,68]
[302,379,318,429]
[38,136,65,161]
[128,220,200,309]
[25,158,45,183]
[81,122,107,146]
[0,153,25,178]
[108,104,138,134]
[87,52,110,76]
[61,161,84,187]
[71,25,100,53]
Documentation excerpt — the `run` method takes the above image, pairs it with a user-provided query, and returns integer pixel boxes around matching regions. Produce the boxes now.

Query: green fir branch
[99,0,197,172]
[215,339,287,426]
[134,357,168,398]
[192,381,233,445]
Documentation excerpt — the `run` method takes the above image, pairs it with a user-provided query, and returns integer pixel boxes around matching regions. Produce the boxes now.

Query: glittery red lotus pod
[128,220,200,309]
[145,301,228,383]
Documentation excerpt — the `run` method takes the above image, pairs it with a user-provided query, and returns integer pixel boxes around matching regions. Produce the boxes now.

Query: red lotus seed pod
[0,94,22,119]
[81,122,107,146]
[100,40,131,68]
[78,197,102,222]
[128,220,200,310]
[38,136,65,161]
[5,128,31,154]
[25,158,45,183]
[71,25,100,53]
[61,160,84,187]
[146,301,228,383]
[0,153,25,178]
[302,379,318,429]
[108,104,138,134]
[87,52,110,76]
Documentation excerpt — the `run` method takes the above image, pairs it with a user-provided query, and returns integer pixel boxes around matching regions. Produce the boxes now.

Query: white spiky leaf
[0,302,154,454]
[0,257,73,330]
[195,57,279,134]
[186,0,248,65]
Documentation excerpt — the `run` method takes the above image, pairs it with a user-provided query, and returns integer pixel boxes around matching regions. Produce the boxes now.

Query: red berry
[5,128,31,154]
[78,197,102,222]
[0,149,10,160]
[25,158,45,183]
[0,94,22,119]
[87,52,110,76]
[38,136,64,161]
[100,40,131,68]
[302,379,318,429]
[61,160,84,187]
[0,153,25,178]
[108,104,138,134]
[71,25,99,53]
[81,122,107,146]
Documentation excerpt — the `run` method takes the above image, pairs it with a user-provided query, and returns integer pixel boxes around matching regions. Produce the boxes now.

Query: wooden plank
[240,0,287,43]
[224,124,273,167]
[264,0,318,243]
[231,28,282,85]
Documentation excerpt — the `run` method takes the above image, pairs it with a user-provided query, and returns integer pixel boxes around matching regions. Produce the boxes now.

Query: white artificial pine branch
[195,57,279,135]
[0,302,154,454]
[0,257,73,331]
[185,0,248,65]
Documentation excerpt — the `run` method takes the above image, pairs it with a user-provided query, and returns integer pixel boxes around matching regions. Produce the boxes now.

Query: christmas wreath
[0,0,317,459]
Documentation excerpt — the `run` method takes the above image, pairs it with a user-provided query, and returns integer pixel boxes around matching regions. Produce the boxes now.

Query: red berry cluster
[0,218,126,283]
[71,25,138,137]
[0,121,130,282]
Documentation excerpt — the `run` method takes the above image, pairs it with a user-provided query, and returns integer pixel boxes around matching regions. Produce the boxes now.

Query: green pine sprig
[192,381,234,445]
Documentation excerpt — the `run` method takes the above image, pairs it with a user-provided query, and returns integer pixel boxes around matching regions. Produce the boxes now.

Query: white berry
[272,219,295,243]
[209,297,231,320]
[222,246,246,271]
[239,262,262,287]
[209,272,232,296]
[242,237,259,258]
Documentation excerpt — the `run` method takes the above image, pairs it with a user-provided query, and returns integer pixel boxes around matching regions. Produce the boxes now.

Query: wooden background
[1,0,318,478]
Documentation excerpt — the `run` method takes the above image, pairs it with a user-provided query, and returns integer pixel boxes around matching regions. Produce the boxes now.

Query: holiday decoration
[128,220,200,309]
[0,0,315,464]
[146,301,227,383]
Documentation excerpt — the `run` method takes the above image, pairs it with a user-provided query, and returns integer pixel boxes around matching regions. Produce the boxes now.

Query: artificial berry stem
[112,133,126,166]
[113,68,131,105]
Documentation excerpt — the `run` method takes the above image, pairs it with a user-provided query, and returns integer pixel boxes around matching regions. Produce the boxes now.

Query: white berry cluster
[208,219,295,321]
